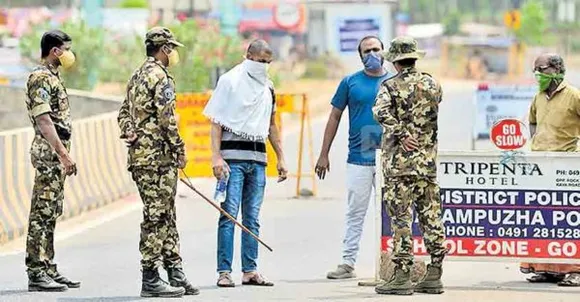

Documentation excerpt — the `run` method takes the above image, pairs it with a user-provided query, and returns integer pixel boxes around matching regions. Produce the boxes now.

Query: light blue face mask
[363,51,383,71]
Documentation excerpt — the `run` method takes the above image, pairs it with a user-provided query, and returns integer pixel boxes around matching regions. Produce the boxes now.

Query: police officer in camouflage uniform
[24,30,80,292]
[372,37,447,295]
[117,27,199,298]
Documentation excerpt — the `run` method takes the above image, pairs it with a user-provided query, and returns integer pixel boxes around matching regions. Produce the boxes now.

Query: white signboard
[376,150,580,266]
[473,84,537,140]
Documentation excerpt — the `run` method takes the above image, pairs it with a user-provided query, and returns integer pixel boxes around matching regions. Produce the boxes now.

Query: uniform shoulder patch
[38,88,50,101]
[163,86,175,101]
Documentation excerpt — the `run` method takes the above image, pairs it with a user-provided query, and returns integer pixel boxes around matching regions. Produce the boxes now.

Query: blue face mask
[363,51,383,71]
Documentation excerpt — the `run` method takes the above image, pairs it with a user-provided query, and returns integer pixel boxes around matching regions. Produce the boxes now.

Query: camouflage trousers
[131,166,182,269]
[383,176,446,267]
[25,164,66,276]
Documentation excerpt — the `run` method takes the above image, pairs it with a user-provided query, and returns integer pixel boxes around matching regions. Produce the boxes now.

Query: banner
[176,92,297,178]
[379,151,580,263]
[473,84,536,140]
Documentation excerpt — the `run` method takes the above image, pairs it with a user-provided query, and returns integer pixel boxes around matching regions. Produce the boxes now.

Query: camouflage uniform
[373,37,446,295]
[24,64,71,278]
[117,33,185,271]
[118,27,197,298]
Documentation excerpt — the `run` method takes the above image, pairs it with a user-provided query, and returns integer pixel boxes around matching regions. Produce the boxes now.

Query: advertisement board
[377,150,580,263]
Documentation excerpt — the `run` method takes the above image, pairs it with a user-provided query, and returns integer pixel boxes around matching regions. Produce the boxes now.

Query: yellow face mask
[57,49,76,69]
[167,48,180,67]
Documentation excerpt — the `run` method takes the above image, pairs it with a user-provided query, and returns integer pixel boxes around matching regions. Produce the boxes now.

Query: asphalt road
[1,77,580,301]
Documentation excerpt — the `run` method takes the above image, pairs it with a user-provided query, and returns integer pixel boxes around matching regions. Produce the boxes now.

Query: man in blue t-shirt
[316,36,393,279]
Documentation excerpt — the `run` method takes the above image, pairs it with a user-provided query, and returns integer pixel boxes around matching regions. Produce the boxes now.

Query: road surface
[1,79,580,302]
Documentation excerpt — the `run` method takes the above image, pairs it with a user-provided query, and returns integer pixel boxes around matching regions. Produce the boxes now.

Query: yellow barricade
[0,112,135,244]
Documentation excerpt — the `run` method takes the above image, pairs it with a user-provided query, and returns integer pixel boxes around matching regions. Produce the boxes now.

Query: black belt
[220,140,266,153]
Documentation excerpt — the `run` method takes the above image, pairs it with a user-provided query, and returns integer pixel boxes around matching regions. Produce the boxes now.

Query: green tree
[168,20,245,93]
[19,19,248,93]
[99,34,144,84]
[118,0,149,8]
[19,20,106,91]
[514,0,548,45]
[443,11,462,36]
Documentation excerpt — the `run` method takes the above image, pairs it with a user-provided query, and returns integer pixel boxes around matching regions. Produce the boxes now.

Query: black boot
[167,264,200,295]
[415,263,444,294]
[48,271,81,288]
[141,267,185,298]
[28,271,68,292]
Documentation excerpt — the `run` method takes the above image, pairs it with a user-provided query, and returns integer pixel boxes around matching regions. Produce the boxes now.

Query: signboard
[237,1,307,34]
[474,84,537,140]
[176,93,297,178]
[336,17,381,53]
[273,2,304,30]
[504,10,521,30]
[378,151,580,263]
[490,119,528,150]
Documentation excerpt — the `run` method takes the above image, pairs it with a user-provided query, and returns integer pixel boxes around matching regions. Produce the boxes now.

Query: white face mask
[243,59,268,82]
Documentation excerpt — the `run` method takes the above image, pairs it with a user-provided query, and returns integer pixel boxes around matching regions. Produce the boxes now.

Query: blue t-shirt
[331,70,393,166]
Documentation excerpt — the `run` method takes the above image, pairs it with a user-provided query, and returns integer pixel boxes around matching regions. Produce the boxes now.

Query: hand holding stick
[179,170,273,252]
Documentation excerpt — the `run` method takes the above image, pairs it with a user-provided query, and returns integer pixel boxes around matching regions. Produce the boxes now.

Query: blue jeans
[217,161,266,273]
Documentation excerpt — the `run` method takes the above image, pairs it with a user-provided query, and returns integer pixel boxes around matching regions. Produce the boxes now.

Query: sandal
[217,272,235,288]
[558,273,580,287]
[242,273,274,287]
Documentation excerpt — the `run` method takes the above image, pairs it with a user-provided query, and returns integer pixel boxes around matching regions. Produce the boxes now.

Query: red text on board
[490,118,527,150]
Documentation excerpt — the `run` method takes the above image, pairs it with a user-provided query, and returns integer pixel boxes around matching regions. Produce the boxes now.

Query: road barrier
[0,112,135,244]
[372,150,580,283]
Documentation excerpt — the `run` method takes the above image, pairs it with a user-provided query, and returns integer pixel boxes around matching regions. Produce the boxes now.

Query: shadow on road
[447,281,580,294]
[0,289,29,296]
[57,297,144,302]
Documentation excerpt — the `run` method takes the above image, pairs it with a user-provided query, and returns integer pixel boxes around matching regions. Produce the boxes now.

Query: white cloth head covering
[203,59,273,141]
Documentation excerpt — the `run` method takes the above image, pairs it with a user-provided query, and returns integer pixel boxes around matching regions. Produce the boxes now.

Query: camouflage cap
[383,36,426,63]
[145,26,184,47]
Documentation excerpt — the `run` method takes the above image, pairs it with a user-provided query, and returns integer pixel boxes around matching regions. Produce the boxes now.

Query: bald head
[246,39,273,63]
[534,53,566,75]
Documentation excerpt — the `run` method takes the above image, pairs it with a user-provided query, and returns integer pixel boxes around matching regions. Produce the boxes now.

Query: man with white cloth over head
[204,39,288,288]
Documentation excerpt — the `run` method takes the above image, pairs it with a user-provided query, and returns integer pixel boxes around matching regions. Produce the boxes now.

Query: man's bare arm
[210,122,223,160]
[319,107,343,158]
[268,114,284,160]
[269,113,288,182]
[314,107,343,179]
[210,122,228,178]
